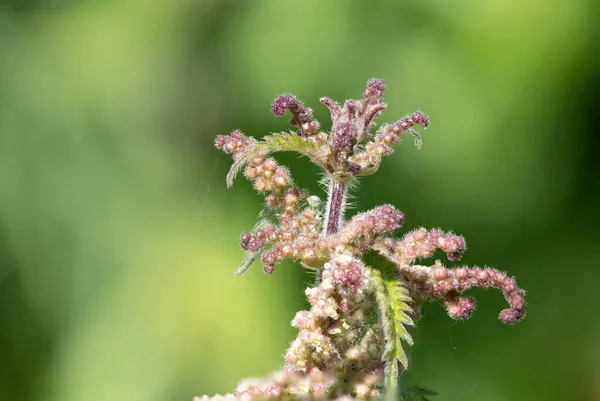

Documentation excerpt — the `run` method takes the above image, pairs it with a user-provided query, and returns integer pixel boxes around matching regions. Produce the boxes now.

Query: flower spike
[205,78,525,401]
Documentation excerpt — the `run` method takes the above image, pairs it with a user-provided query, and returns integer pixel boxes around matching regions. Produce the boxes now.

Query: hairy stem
[324,178,347,236]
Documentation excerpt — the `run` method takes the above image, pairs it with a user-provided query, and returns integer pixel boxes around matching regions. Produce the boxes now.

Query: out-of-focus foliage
[0,1,597,401]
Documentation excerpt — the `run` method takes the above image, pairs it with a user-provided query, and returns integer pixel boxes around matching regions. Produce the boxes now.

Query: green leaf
[256,131,319,155]
[226,132,321,187]
[235,250,259,276]
[226,144,257,188]
[408,129,423,150]
[369,265,414,389]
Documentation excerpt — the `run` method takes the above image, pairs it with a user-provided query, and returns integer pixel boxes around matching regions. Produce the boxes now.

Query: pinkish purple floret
[392,228,466,263]
[444,295,476,320]
[499,308,526,324]
[401,265,526,324]
[272,94,303,116]
[319,97,341,120]
[331,122,357,150]
[215,130,256,156]
[387,112,430,135]
[331,256,369,295]
[410,111,429,128]
[340,205,405,248]
[364,78,387,101]
[297,108,314,121]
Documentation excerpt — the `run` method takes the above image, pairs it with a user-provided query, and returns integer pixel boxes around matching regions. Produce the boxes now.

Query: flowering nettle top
[210,79,525,400]
[217,79,429,186]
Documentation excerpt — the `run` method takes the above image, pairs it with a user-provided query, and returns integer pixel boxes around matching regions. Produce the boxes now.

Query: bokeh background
[0,1,598,400]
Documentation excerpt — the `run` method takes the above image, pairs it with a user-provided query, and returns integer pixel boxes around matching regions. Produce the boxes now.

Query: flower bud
[271,94,303,116]
[364,78,387,101]
[444,295,476,320]
[330,122,358,151]
[499,308,525,324]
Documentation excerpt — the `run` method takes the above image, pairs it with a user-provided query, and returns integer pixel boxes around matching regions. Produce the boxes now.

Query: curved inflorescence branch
[375,227,467,264]
[400,262,526,324]
[374,230,526,324]
[272,94,321,137]
[339,205,405,251]
[203,78,526,401]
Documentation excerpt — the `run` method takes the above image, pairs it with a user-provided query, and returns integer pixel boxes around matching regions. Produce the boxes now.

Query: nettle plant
[203,79,526,401]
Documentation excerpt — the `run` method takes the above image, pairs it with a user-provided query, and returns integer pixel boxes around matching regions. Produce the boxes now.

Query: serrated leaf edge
[226,132,321,187]
[369,267,414,390]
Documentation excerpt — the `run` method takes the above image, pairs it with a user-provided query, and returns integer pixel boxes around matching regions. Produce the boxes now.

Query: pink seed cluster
[216,131,330,274]
[235,368,335,400]
[340,205,404,250]
[388,111,430,134]
[283,254,383,397]
[255,205,324,274]
[330,255,370,296]
[397,263,526,324]
[382,227,466,263]
[444,294,477,320]
[215,130,256,156]
[237,203,410,275]
[244,157,291,193]
[365,111,430,158]
[194,368,337,401]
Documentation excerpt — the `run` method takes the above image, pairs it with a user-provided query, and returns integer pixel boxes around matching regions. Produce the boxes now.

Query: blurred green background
[0,1,598,400]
